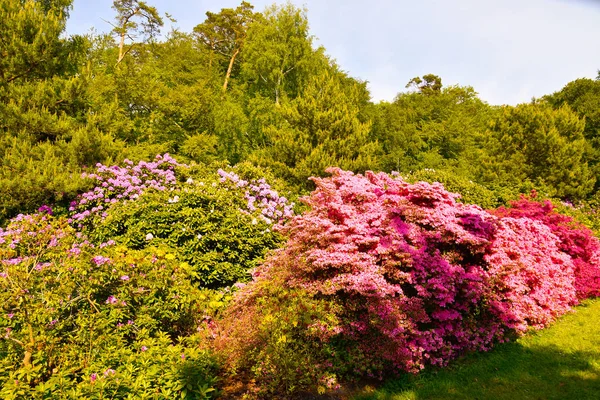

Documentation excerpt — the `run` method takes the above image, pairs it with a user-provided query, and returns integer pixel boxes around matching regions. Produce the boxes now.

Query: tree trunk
[118,31,126,63]
[222,48,240,93]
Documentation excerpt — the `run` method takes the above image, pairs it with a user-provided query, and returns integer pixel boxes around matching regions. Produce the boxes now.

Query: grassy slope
[354,298,600,400]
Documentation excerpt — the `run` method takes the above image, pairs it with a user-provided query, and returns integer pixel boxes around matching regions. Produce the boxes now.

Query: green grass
[354,298,600,400]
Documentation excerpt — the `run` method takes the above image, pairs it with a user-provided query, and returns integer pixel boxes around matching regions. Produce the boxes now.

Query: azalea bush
[218,168,587,395]
[0,212,220,399]
[492,195,600,299]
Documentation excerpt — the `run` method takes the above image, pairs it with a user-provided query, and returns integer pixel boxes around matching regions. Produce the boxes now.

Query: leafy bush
[218,168,582,394]
[404,169,520,209]
[71,156,293,288]
[0,213,220,399]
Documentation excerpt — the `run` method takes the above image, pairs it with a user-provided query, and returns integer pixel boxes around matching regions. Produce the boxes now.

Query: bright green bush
[405,168,527,209]
[77,159,291,288]
[0,213,220,399]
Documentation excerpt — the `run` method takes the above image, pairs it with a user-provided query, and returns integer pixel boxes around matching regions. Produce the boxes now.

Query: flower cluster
[217,169,294,224]
[492,196,600,299]
[69,154,181,227]
[0,212,220,398]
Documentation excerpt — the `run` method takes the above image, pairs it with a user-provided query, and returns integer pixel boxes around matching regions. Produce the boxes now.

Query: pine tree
[481,103,594,199]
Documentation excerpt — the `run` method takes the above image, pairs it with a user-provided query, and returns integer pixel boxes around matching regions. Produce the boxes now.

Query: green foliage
[545,78,600,192]
[112,0,164,63]
[0,132,122,224]
[0,0,81,84]
[84,164,284,288]
[217,278,342,396]
[193,1,258,92]
[372,78,493,175]
[481,103,594,199]
[241,2,315,104]
[404,169,520,209]
[249,70,382,190]
[0,214,220,399]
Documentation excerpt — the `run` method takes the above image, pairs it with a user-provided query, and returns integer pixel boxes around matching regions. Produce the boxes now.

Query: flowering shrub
[69,154,181,227]
[485,217,576,332]
[492,195,600,299]
[84,162,293,288]
[0,213,220,399]
[218,168,581,394]
[217,168,294,224]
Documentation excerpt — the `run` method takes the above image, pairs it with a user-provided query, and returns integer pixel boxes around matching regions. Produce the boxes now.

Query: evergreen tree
[481,103,594,199]
[193,1,258,93]
[249,71,382,189]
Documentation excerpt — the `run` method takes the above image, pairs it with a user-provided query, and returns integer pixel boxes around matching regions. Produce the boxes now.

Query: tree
[248,70,382,188]
[481,103,594,199]
[0,0,124,222]
[193,1,258,93]
[371,78,492,174]
[0,0,82,84]
[242,3,314,105]
[406,73,443,96]
[545,78,600,189]
[111,0,163,64]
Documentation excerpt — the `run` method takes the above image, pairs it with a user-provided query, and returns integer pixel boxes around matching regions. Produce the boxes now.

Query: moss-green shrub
[77,158,292,288]
[0,213,220,399]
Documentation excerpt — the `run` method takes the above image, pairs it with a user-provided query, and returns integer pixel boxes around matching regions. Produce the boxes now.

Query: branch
[115,43,136,66]
[5,62,38,84]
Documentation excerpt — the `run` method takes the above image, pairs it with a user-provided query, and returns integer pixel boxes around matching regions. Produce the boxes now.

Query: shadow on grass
[355,342,600,400]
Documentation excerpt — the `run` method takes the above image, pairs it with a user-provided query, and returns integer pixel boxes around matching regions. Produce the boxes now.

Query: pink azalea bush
[218,168,582,394]
[492,195,600,299]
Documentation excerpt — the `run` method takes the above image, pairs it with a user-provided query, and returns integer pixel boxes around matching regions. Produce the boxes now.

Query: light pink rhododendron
[492,195,600,299]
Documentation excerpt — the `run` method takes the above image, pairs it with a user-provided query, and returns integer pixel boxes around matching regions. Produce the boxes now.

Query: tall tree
[481,103,594,199]
[0,0,82,84]
[193,1,258,93]
[242,3,314,105]
[406,74,443,96]
[111,0,163,64]
[544,78,600,189]
[248,70,382,188]
[372,77,492,174]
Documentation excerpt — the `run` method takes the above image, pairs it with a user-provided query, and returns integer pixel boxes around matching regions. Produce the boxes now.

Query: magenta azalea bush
[218,168,596,394]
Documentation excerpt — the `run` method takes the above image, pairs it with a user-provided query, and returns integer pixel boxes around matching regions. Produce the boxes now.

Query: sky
[66,0,600,105]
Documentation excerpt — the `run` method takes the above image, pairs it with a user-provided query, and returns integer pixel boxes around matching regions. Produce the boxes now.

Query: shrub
[404,168,519,209]
[0,213,220,399]
[492,195,600,299]
[218,168,579,394]
[75,157,293,288]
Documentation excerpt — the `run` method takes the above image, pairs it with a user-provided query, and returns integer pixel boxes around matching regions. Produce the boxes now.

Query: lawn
[354,298,600,400]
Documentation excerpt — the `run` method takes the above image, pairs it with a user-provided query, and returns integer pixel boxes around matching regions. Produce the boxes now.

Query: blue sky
[66,0,600,105]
